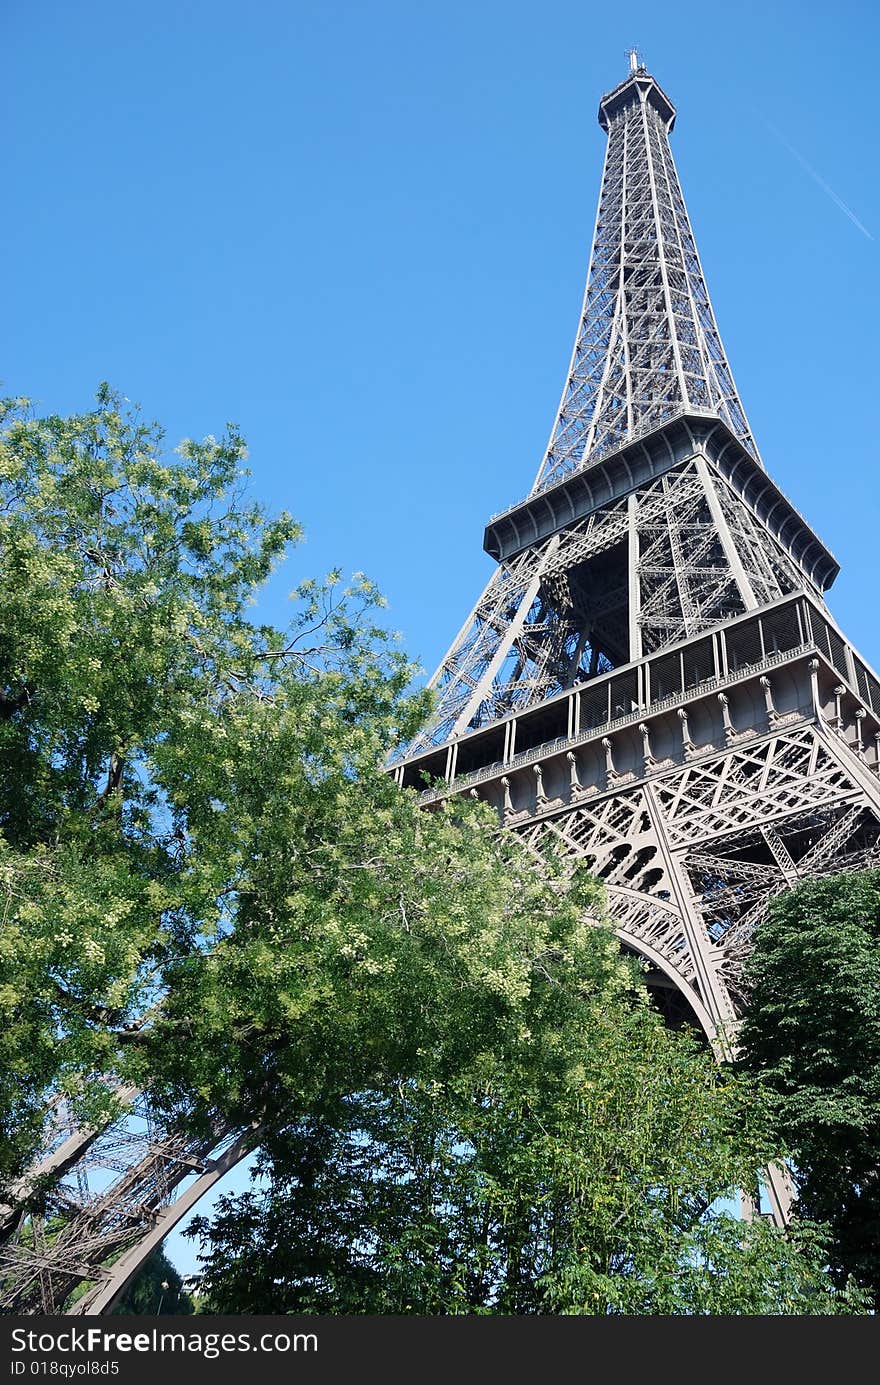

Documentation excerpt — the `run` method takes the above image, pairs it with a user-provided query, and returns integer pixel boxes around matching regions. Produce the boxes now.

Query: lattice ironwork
[532,64,758,492]
[400,459,805,758]
[652,726,857,848]
[0,1102,251,1315]
[514,725,880,1027]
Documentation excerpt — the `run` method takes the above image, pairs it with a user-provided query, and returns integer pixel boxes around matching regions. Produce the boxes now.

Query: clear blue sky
[4,0,879,1276]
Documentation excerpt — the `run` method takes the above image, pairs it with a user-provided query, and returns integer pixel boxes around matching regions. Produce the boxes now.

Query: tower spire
[531,64,759,494]
[395,65,836,759]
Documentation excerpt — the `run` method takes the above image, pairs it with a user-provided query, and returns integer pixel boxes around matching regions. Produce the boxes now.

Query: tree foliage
[738,871,880,1307]
[0,385,423,1178]
[0,388,633,1179]
[112,1249,193,1316]
[190,960,863,1315]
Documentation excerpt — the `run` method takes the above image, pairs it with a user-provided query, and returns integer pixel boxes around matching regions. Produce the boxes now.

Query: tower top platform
[599,67,676,133]
[483,412,839,592]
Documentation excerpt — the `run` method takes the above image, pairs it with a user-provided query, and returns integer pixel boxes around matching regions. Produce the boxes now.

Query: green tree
[189,931,864,1315]
[0,388,626,1203]
[738,870,880,1307]
[112,1249,193,1316]
[0,385,422,1182]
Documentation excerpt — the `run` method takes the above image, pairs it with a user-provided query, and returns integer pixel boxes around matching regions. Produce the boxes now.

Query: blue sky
[4,0,879,1276]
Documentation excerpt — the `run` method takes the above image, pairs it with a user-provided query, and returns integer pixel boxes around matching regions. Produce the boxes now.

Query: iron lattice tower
[4,59,880,1312]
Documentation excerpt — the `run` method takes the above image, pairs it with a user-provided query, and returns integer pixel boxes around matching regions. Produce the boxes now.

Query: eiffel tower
[388,54,880,1205]
[3,54,880,1314]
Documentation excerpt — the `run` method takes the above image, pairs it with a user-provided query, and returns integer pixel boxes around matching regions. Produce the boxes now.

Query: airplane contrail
[764,119,873,241]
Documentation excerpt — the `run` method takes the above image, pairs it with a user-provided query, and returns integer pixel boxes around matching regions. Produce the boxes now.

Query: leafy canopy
[738,871,880,1307]
[190,948,864,1315]
[0,385,424,1176]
